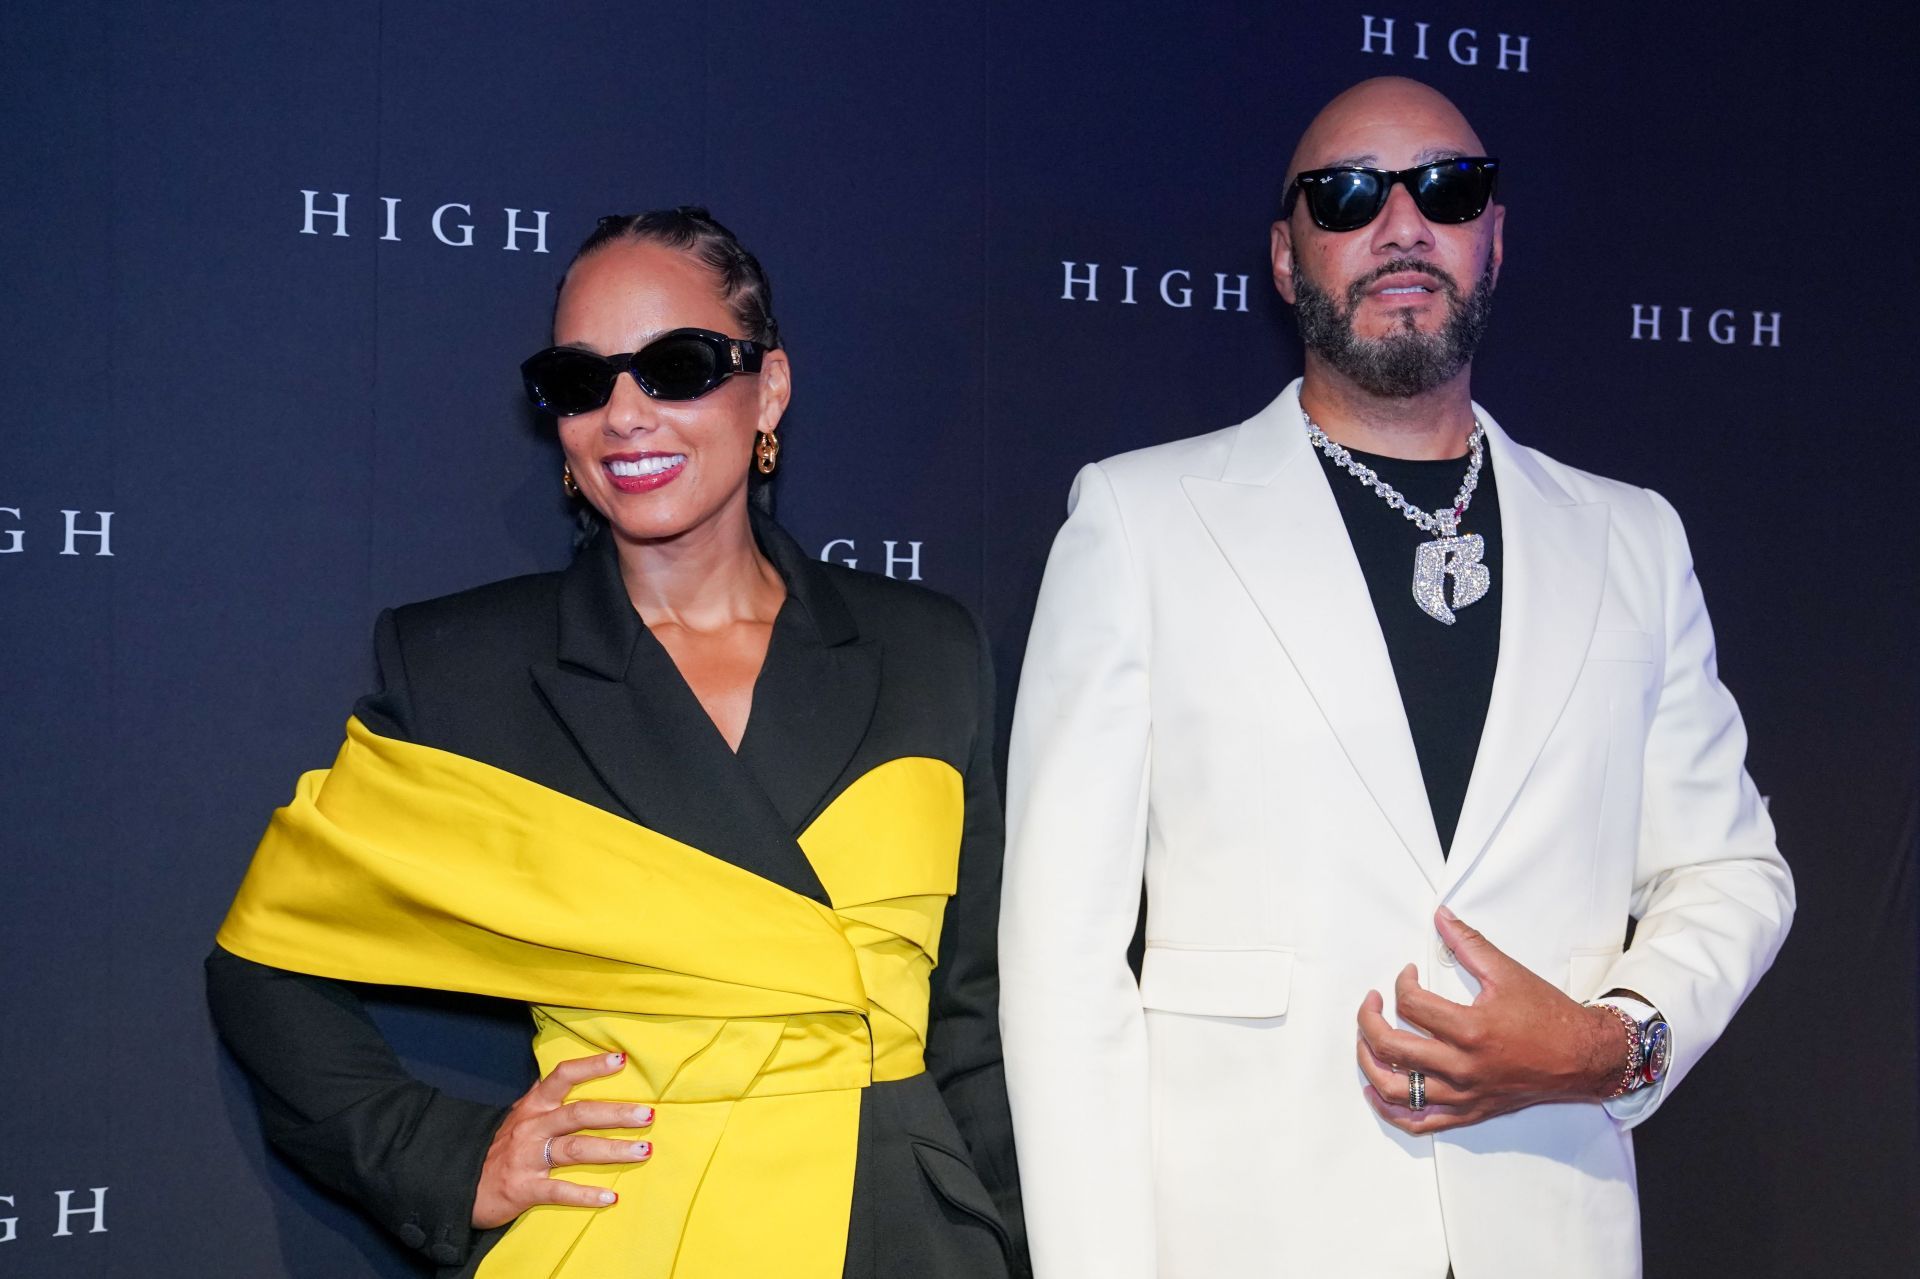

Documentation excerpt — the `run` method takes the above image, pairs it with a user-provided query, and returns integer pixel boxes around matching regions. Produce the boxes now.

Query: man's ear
[1271,219,1298,305]
[1488,203,1505,291]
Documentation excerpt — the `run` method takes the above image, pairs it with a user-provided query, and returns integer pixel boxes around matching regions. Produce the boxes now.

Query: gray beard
[1292,254,1497,398]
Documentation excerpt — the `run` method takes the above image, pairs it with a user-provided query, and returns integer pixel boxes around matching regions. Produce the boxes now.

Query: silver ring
[542,1136,557,1171]
[1407,1070,1427,1111]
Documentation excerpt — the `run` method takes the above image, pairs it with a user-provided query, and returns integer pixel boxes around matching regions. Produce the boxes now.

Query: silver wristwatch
[1600,995,1670,1090]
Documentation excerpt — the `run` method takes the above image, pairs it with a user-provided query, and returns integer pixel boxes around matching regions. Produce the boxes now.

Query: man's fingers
[1354,992,1403,1055]
[1357,993,1448,1076]
[545,1100,657,1136]
[535,1052,627,1103]
[1356,1038,1409,1102]
[1435,906,1507,985]
[1356,989,1392,1037]
[1361,1082,1471,1134]
[1394,971,1474,1043]
[544,1134,654,1169]
[528,1176,622,1210]
[1355,1039,1466,1109]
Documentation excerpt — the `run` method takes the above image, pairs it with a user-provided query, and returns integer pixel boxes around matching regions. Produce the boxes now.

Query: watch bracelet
[1587,1000,1643,1099]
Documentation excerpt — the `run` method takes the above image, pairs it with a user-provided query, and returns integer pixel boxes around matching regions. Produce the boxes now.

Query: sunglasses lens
[634,335,724,400]
[1307,171,1389,232]
[523,349,616,415]
[1414,161,1494,223]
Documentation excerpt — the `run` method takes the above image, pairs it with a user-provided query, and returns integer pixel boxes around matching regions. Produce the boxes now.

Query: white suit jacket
[999,381,1793,1279]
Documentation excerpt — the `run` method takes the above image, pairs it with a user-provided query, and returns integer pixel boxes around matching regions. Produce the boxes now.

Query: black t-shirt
[1313,443,1503,857]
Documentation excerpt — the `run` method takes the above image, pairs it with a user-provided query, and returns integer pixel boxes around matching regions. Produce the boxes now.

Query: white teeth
[1380,285,1431,295]
[607,455,686,477]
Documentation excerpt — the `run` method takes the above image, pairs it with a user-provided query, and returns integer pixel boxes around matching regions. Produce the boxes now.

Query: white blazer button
[1439,945,1457,966]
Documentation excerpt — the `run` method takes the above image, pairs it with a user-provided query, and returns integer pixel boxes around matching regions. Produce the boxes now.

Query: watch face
[1641,1018,1672,1085]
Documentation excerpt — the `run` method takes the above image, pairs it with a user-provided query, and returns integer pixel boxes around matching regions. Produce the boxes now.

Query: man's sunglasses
[521,327,766,415]
[1282,156,1499,233]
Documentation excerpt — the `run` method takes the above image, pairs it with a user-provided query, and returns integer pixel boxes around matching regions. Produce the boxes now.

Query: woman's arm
[206,609,505,1267]
[923,607,1030,1274]
[204,946,506,1267]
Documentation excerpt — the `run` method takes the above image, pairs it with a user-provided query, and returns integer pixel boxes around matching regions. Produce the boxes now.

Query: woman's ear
[757,349,792,434]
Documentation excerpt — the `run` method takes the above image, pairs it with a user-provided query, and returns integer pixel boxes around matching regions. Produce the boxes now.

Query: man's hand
[1354,906,1627,1135]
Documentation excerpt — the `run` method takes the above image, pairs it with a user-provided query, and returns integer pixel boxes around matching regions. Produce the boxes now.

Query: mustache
[1344,259,1462,309]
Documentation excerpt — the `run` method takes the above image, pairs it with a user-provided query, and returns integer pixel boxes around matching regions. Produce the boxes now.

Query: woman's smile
[602,450,688,493]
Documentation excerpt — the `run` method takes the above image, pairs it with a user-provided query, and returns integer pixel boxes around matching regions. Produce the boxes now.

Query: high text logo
[0,508,115,556]
[819,539,925,582]
[299,191,552,252]
[1629,306,1782,346]
[0,1188,108,1242]
[1360,15,1531,73]
[1059,262,1253,312]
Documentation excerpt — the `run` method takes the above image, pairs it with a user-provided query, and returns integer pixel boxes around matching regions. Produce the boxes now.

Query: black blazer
[207,513,1028,1278]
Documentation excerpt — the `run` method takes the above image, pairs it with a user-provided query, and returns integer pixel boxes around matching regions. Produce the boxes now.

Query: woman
[208,208,1026,1279]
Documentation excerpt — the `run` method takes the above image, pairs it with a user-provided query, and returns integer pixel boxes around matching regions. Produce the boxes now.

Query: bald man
[999,78,1792,1279]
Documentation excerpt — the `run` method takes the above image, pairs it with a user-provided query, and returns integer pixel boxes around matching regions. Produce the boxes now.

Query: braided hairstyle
[556,207,783,539]
[567,207,780,350]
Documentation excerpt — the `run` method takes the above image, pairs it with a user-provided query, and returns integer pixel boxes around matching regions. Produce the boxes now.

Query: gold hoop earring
[562,463,581,499]
[755,430,780,475]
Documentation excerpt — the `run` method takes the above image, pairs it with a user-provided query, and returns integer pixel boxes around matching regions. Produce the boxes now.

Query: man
[999,77,1792,1279]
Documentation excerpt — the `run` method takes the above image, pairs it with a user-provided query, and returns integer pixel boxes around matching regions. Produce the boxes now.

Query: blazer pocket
[1585,629,1658,664]
[1567,945,1626,1000]
[1138,944,1294,1018]
[910,1140,1014,1267]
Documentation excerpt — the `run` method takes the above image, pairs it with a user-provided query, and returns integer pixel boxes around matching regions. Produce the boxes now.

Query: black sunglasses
[1282,156,1499,233]
[521,327,766,415]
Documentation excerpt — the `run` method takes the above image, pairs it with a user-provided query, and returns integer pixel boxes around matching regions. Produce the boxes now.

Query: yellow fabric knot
[219,717,965,1278]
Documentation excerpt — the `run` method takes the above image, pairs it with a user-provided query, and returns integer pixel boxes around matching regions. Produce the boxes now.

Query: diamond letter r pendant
[1411,534,1490,625]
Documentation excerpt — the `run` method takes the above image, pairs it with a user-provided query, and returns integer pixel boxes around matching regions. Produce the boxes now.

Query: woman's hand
[471,1052,656,1229]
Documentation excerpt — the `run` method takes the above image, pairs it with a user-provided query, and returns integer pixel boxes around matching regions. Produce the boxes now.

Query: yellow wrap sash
[218,717,965,1278]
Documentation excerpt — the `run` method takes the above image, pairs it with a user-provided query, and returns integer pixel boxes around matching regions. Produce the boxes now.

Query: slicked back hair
[555,207,783,539]
[564,206,780,349]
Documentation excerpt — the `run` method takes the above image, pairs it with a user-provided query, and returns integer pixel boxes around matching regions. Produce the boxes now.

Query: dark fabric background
[3,3,1914,1274]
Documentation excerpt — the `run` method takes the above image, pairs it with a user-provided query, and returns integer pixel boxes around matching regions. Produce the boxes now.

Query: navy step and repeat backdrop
[4,3,1916,1275]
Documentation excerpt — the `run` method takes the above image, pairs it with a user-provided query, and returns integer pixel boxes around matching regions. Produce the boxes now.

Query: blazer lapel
[1440,418,1610,895]
[735,515,882,835]
[1182,382,1445,888]
[529,525,834,905]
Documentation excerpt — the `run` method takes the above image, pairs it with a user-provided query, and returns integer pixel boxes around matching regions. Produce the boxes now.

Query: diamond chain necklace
[1303,411,1493,625]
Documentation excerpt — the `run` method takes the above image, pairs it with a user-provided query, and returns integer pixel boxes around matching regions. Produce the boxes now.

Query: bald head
[1270,77,1504,409]
[1286,77,1486,187]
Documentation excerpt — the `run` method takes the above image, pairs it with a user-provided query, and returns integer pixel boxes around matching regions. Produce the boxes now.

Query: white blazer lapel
[1442,415,1611,893]
[1182,382,1445,888]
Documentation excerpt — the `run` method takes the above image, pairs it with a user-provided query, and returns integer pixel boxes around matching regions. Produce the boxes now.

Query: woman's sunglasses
[1282,156,1499,233]
[521,327,766,415]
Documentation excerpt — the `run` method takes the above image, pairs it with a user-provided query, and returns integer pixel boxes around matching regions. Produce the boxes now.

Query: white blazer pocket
[1567,944,1627,1000]
[1138,944,1294,1018]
